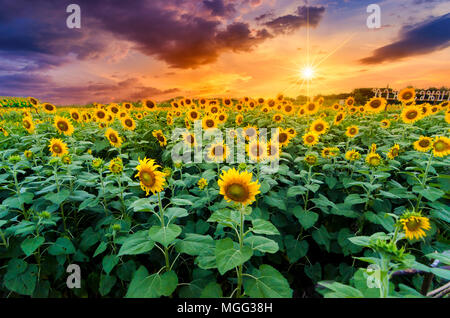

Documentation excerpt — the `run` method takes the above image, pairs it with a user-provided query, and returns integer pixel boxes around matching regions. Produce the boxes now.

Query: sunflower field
[0,90,449,299]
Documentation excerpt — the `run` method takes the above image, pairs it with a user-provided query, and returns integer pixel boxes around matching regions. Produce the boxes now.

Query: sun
[300,65,315,80]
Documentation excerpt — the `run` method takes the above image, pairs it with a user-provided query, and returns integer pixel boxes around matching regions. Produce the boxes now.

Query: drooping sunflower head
[345,149,361,161]
[380,119,391,128]
[42,103,56,113]
[365,152,382,167]
[431,136,450,157]
[310,118,329,135]
[398,88,416,104]
[387,144,400,160]
[401,105,422,124]
[135,157,166,196]
[304,154,318,166]
[333,112,345,125]
[109,157,123,174]
[22,116,35,133]
[399,210,431,240]
[345,125,359,138]
[218,168,261,206]
[105,128,123,148]
[302,132,319,147]
[48,138,68,157]
[413,136,433,152]
[54,116,74,136]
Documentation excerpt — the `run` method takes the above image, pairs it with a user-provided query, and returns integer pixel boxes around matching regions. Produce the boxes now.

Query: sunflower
[283,103,295,115]
[218,168,260,206]
[22,116,35,133]
[202,116,217,130]
[61,154,72,165]
[413,136,433,152]
[24,150,33,160]
[322,147,339,158]
[310,119,329,135]
[399,211,431,240]
[121,116,136,131]
[345,149,361,161]
[54,116,74,136]
[182,132,196,147]
[198,178,208,190]
[187,110,200,122]
[142,99,157,111]
[27,97,39,108]
[302,132,319,147]
[274,127,291,147]
[0,127,9,136]
[217,112,228,124]
[345,97,355,107]
[305,102,319,115]
[105,128,123,147]
[365,97,386,113]
[365,152,382,167]
[135,157,166,195]
[398,88,416,104]
[333,112,345,125]
[123,102,133,110]
[273,113,284,123]
[247,139,267,162]
[242,125,258,140]
[332,103,341,111]
[267,139,281,160]
[401,105,422,124]
[152,130,167,147]
[109,104,120,115]
[42,103,56,113]
[387,144,400,160]
[208,142,228,162]
[445,110,450,124]
[235,114,244,126]
[70,110,81,122]
[304,154,318,166]
[109,157,123,174]
[208,105,219,115]
[95,109,108,122]
[380,119,391,128]
[49,138,68,157]
[345,125,359,138]
[286,127,297,139]
[167,115,173,126]
[431,136,450,157]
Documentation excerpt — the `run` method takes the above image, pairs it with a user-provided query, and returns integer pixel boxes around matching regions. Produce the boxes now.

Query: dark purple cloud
[264,5,325,34]
[360,13,450,64]
[203,0,236,17]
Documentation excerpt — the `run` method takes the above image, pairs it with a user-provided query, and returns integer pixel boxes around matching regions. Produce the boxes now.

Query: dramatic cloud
[203,0,236,17]
[360,13,450,64]
[264,6,325,34]
[0,73,179,105]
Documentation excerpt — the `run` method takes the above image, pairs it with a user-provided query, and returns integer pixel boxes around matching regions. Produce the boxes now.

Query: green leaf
[102,255,119,275]
[215,238,253,275]
[200,282,223,298]
[250,219,280,235]
[4,259,37,296]
[244,235,279,254]
[165,207,188,221]
[21,236,45,257]
[175,234,214,256]
[243,264,292,298]
[118,231,155,256]
[312,226,331,252]
[318,281,364,298]
[93,241,108,257]
[44,189,70,205]
[125,266,160,298]
[99,275,117,296]
[413,186,445,202]
[425,252,450,265]
[48,237,76,255]
[171,198,193,206]
[159,270,178,296]
[284,235,308,263]
[149,224,182,247]
[293,207,319,230]
[287,185,307,197]
[207,209,240,227]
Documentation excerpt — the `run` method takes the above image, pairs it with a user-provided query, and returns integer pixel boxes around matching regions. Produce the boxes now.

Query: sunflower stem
[415,152,433,211]
[158,192,170,272]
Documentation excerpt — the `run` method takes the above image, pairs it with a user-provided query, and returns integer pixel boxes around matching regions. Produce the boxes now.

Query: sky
[0,0,449,105]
